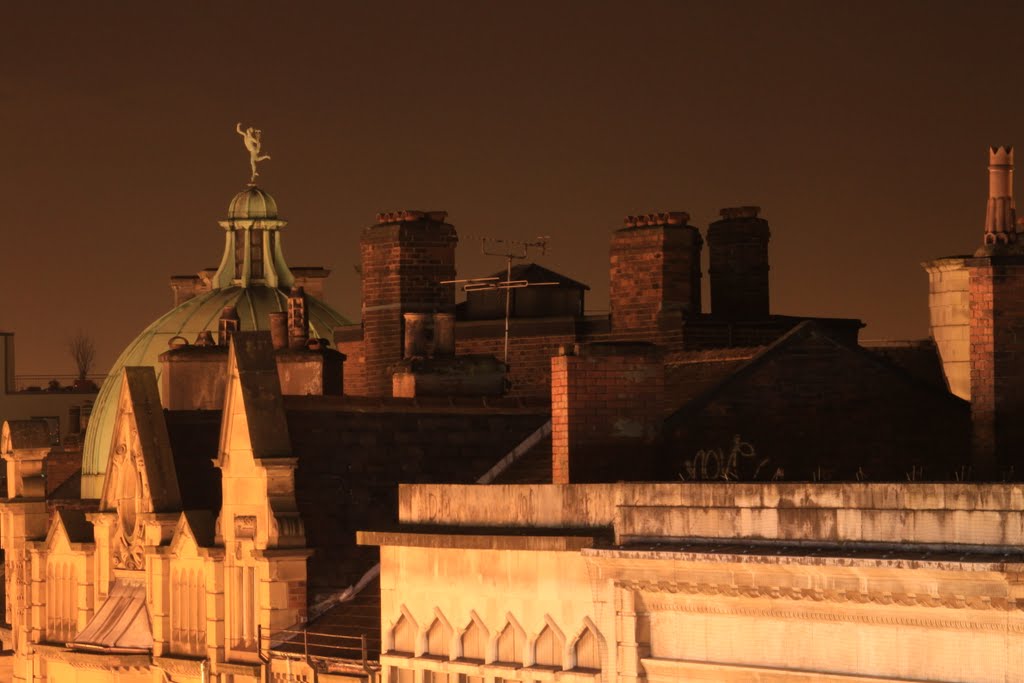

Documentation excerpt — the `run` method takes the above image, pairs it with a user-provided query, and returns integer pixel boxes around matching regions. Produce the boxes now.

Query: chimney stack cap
[719,206,761,220]
[622,211,690,228]
[375,210,449,225]
[990,146,1014,165]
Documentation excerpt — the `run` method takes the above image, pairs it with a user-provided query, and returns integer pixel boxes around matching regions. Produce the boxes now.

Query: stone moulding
[34,644,151,672]
[618,580,1024,634]
[617,578,1024,612]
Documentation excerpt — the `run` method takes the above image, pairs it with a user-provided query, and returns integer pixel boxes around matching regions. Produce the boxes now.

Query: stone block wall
[923,256,971,399]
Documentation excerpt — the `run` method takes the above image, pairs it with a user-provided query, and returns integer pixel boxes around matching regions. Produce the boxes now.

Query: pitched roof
[487,262,590,290]
[229,332,292,459]
[99,367,181,513]
[861,339,947,391]
[664,347,763,407]
[70,579,152,653]
[1,420,51,450]
[664,320,967,432]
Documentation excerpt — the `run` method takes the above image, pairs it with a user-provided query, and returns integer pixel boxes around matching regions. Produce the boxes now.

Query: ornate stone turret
[212,186,296,289]
[982,146,1017,248]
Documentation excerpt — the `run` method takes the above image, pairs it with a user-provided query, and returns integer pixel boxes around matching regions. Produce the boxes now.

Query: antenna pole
[503,254,513,363]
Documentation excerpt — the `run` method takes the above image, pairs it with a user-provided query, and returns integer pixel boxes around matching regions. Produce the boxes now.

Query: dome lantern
[213,185,295,289]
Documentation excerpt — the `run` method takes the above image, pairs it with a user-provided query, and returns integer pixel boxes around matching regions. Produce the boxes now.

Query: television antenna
[442,236,556,363]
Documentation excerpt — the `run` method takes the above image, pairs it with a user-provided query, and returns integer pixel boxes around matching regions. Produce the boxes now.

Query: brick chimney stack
[969,145,1024,477]
[360,210,457,396]
[609,212,702,340]
[707,206,771,319]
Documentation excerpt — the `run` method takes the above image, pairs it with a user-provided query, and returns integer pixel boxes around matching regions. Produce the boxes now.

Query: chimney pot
[287,287,309,350]
[433,313,456,356]
[269,312,288,351]
[218,306,240,346]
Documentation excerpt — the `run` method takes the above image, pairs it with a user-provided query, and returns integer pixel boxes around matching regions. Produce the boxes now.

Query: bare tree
[68,331,96,380]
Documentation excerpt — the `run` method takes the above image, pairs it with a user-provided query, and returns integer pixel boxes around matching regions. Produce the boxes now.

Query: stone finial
[720,206,761,220]
[985,145,1017,246]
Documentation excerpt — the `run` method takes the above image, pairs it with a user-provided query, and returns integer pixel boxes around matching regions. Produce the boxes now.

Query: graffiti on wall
[682,434,770,481]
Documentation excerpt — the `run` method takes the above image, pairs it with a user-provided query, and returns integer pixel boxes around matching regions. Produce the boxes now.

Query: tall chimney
[218,306,240,346]
[706,206,771,319]
[609,212,702,339]
[969,145,1024,477]
[984,146,1016,246]
[288,286,309,350]
[360,210,457,395]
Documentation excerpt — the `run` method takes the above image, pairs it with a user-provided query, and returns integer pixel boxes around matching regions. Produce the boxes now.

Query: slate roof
[861,339,948,391]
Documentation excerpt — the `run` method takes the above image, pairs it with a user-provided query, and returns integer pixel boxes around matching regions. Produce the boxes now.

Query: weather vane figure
[236,123,271,183]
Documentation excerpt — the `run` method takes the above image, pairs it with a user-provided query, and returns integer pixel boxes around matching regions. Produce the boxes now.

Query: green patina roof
[81,288,351,498]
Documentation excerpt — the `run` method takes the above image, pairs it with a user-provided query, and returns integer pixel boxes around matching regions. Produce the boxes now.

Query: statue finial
[236,122,271,184]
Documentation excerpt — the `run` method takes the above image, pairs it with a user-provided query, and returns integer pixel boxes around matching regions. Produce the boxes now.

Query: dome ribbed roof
[228,186,278,219]
[81,286,351,497]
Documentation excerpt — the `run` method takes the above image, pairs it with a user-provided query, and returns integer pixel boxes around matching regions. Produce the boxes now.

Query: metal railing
[260,624,380,669]
[13,374,104,392]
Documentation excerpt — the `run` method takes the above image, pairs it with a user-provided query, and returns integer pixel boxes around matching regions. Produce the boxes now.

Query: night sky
[4,2,1023,375]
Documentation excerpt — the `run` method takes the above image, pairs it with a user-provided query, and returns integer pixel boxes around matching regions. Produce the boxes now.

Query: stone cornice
[617,579,1024,633]
[617,579,1024,612]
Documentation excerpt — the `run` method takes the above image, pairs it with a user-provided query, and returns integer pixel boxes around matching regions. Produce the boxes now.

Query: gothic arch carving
[386,605,419,655]
[491,613,526,665]
[456,610,489,662]
[531,615,566,668]
[568,616,604,671]
[423,607,454,659]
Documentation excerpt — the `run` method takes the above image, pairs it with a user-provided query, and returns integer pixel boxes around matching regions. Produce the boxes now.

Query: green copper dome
[229,186,278,219]
[80,187,351,498]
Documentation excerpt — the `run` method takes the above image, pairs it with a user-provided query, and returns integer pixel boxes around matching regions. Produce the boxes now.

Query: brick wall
[609,220,702,339]
[359,214,457,397]
[551,344,664,484]
[968,256,1024,477]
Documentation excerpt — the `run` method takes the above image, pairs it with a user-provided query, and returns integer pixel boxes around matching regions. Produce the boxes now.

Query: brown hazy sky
[3,1,1023,375]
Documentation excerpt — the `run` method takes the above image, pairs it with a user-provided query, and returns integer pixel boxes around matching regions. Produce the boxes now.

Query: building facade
[3,145,1023,682]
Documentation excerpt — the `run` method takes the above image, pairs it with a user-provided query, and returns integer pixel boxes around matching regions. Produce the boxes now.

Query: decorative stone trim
[617,579,1024,612]
[153,655,205,676]
[34,644,151,672]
